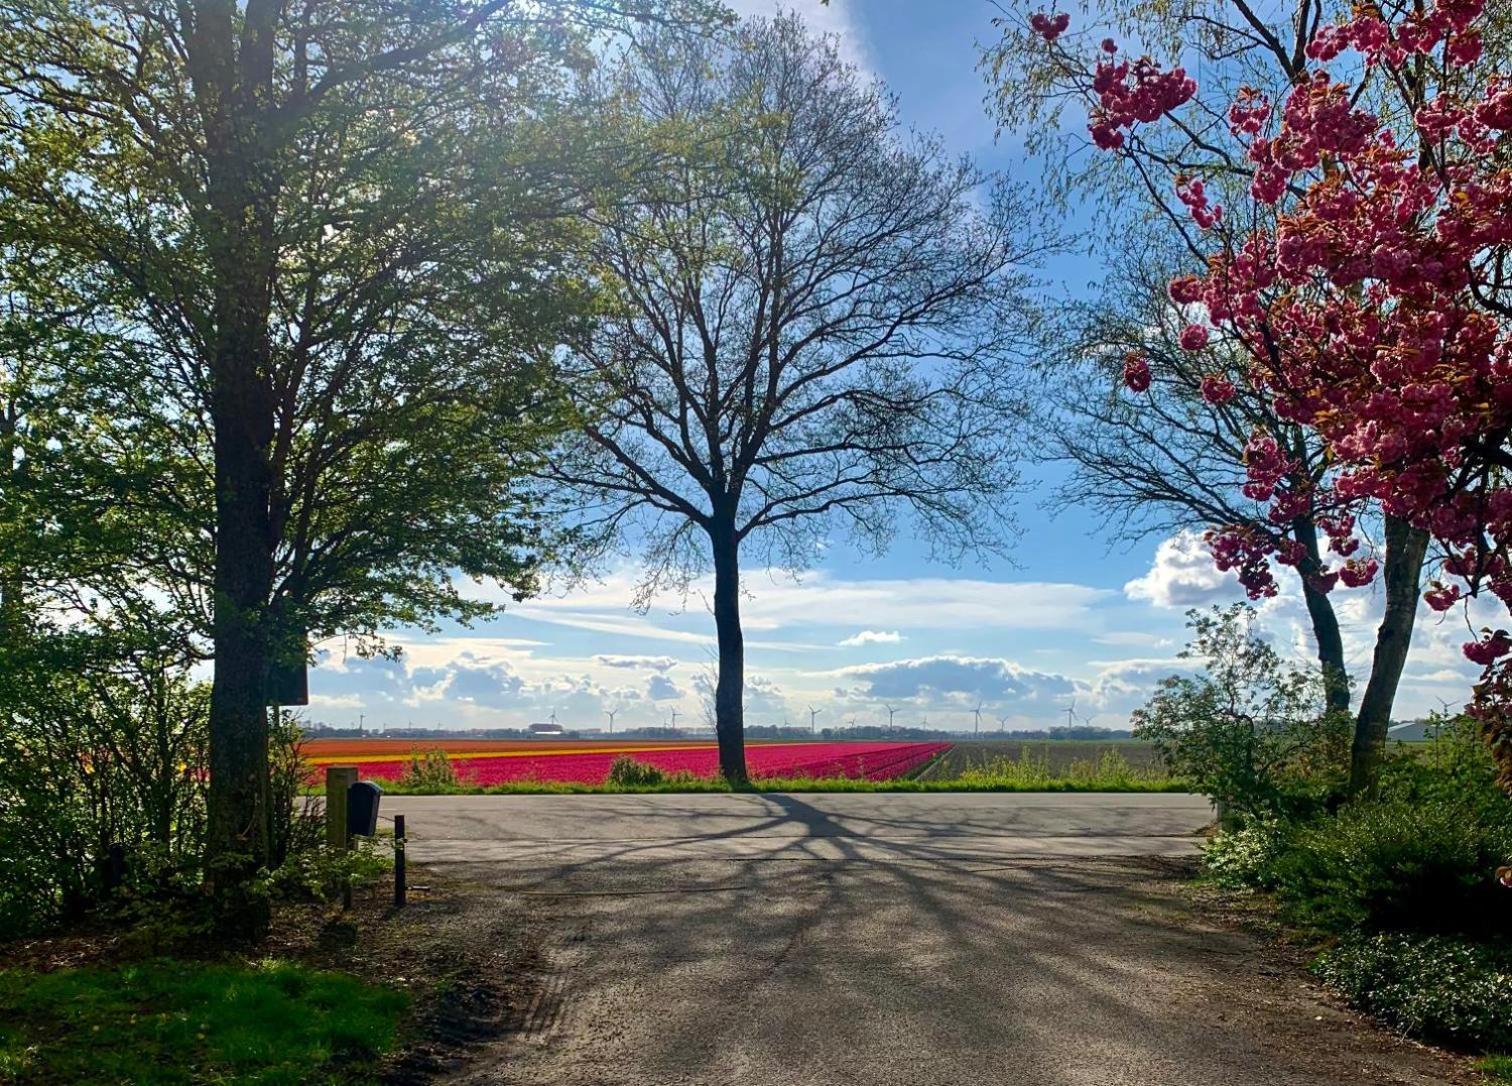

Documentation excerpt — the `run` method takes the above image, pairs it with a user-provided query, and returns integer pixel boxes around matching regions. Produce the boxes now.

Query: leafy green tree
[0,0,721,938]
[1134,604,1351,822]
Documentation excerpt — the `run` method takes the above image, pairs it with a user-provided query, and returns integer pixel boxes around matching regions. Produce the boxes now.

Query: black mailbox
[347,781,383,837]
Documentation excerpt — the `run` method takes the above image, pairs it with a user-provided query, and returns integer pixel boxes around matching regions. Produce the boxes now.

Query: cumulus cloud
[838,630,902,647]
[647,675,683,702]
[594,654,679,672]
[1124,531,1238,608]
[413,653,526,708]
[836,655,1076,706]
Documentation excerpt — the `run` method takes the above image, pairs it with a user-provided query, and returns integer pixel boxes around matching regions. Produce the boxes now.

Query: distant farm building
[529,721,566,737]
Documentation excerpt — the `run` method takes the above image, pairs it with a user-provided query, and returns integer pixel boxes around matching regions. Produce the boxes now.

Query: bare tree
[549,16,1048,781]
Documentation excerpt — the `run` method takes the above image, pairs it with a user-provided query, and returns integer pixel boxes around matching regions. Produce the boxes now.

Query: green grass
[0,959,408,1085]
[1478,1055,1512,1082]
[920,739,1166,777]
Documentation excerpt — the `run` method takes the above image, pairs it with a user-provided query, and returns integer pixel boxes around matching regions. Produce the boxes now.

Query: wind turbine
[998,713,1011,734]
[668,707,681,730]
[808,705,822,735]
[1063,698,1077,729]
[972,700,984,737]
[885,704,898,728]
[605,708,618,735]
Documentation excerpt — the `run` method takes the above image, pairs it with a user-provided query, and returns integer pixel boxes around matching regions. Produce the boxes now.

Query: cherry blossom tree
[986,0,1441,789]
[1026,0,1512,783]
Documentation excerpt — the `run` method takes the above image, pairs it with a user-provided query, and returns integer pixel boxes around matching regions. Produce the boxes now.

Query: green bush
[1267,795,1512,937]
[399,748,462,791]
[1133,605,1350,824]
[1201,818,1292,890]
[1314,933,1512,1048]
[606,756,667,787]
[0,633,210,938]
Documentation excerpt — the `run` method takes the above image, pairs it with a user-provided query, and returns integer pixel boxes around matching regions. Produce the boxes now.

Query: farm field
[917,738,1166,778]
[305,738,948,786]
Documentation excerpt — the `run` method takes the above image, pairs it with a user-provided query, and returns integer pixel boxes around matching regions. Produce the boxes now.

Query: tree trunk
[201,84,280,942]
[1294,515,1350,718]
[1349,515,1430,793]
[710,519,749,785]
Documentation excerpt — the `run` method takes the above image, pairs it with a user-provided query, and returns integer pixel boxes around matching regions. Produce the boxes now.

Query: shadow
[403,793,1448,1086]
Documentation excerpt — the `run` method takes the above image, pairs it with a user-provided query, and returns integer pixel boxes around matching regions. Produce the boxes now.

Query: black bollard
[394,815,406,908]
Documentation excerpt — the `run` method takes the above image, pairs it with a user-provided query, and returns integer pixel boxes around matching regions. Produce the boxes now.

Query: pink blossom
[1179,324,1210,351]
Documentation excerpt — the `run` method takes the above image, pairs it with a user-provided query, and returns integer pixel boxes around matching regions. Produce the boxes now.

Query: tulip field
[304,738,949,786]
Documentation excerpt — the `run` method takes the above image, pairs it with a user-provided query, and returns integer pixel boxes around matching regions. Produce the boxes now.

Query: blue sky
[308,0,1484,734]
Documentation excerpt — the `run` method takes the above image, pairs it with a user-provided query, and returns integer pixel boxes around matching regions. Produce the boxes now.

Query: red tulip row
[349,740,949,786]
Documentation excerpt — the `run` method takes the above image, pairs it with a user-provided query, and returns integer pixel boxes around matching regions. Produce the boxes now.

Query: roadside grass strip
[0,959,407,1086]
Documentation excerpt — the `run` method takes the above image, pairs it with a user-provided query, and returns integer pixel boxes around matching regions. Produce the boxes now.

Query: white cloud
[834,655,1076,706]
[594,654,679,672]
[838,630,902,647]
[1124,531,1236,608]
[647,674,683,702]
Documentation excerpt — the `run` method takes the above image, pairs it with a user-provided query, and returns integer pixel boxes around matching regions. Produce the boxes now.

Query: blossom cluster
[1087,44,1196,150]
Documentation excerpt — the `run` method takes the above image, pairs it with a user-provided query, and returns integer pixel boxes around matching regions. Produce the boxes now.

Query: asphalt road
[384,792,1215,864]
[385,793,1468,1086]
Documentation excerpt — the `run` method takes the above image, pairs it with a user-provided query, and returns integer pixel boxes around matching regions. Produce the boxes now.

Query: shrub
[1202,818,1291,891]
[1268,794,1512,937]
[0,632,210,938]
[1314,933,1512,1048]
[269,710,323,868]
[606,756,667,787]
[400,748,461,791]
[1133,604,1350,823]
[261,834,392,903]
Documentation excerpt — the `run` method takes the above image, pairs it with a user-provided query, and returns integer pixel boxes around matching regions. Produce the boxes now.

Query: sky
[307,0,1487,735]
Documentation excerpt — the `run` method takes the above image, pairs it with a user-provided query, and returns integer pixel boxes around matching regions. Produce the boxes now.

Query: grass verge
[375,774,1189,796]
[0,958,408,1085]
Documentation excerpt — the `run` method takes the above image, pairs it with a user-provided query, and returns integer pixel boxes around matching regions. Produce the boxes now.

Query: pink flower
[1465,630,1512,666]
[1179,324,1210,351]
[1425,583,1463,611]
[1029,11,1069,42]
[1123,352,1152,392]
[1339,558,1379,588]
[1169,276,1204,304]
[1200,374,1236,403]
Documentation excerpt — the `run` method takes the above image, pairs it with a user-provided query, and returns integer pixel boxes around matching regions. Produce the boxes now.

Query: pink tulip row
[351,740,949,786]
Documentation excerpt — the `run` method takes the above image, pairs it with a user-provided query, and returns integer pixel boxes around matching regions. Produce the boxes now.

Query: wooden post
[394,814,406,908]
[324,765,358,910]
[325,765,358,850]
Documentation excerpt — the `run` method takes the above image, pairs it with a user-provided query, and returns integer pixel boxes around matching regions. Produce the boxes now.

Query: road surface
[381,793,1469,1086]
[383,791,1213,864]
